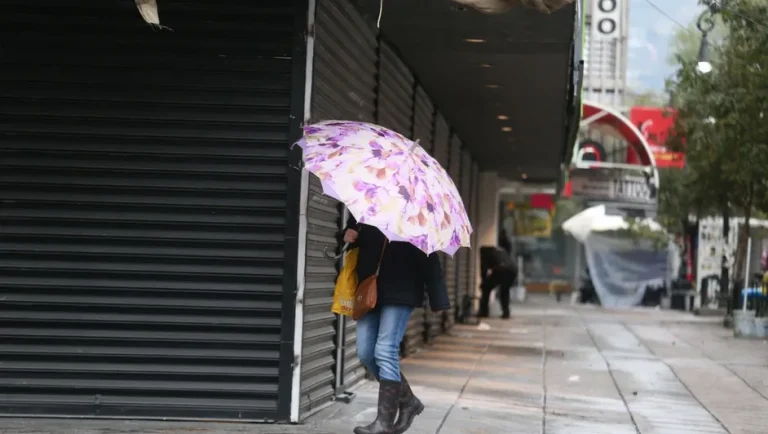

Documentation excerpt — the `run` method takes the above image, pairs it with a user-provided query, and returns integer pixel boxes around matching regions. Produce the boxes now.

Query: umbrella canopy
[562,205,663,243]
[295,120,472,255]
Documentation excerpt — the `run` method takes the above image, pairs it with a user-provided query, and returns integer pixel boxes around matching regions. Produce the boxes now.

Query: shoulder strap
[374,239,388,276]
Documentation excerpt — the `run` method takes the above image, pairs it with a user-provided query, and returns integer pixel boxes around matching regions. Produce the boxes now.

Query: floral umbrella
[294,120,472,256]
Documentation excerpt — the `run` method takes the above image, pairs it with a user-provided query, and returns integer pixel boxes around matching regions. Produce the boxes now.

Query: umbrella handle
[323,243,350,261]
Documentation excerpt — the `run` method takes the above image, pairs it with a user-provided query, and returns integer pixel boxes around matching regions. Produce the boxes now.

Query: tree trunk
[732,217,751,283]
[732,185,754,284]
[720,200,730,308]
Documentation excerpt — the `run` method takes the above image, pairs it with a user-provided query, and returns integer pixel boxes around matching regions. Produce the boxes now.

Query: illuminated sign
[591,0,620,41]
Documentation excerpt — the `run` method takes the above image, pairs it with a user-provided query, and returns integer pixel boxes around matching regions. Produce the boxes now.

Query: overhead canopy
[355,0,581,182]
[131,1,581,182]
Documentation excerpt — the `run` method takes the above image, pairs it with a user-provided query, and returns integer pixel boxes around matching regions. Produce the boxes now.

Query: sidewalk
[3,296,768,434]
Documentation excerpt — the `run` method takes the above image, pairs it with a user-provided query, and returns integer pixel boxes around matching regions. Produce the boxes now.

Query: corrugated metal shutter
[443,134,462,331]
[310,0,378,395]
[299,176,341,417]
[377,42,414,137]
[432,114,451,168]
[413,86,435,154]
[0,0,298,420]
[412,86,437,346]
[456,149,472,318]
[375,41,423,357]
[469,162,480,308]
[431,114,450,336]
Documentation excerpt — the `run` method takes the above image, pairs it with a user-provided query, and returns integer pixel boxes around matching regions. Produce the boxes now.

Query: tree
[714,1,768,281]
[667,0,768,287]
[655,168,695,234]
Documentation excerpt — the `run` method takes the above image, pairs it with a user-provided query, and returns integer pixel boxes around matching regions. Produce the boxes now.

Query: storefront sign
[591,0,621,41]
[570,168,656,205]
[628,107,685,168]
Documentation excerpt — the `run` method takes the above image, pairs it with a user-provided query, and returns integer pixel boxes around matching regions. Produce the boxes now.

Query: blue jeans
[356,305,414,382]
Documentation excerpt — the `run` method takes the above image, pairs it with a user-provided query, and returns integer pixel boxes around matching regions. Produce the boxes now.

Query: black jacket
[479,246,517,290]
[344,217,450,311]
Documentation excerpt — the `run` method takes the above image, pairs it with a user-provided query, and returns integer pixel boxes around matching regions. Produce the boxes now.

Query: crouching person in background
[479,246,518,319]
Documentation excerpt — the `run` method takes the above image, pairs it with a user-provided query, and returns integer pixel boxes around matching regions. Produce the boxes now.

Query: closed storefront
[443,134,462,331]
[426,113,450,339]
[0,0,304,421]
[411,85,437,349]
[469,161,481,304]
[376,42,415,138]
[0,0,491,424]
[375,40,425,357]
[300,0,379,418]
[456,149,473,319]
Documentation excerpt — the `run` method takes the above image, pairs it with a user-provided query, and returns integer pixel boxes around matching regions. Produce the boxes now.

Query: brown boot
[353,380,399,434]
[393,374,424,434]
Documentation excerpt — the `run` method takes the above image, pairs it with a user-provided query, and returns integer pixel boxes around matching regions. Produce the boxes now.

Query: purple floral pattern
[295,120,473,256]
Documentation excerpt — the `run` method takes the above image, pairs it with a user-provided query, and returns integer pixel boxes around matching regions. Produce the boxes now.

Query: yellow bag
[331,248,359,316]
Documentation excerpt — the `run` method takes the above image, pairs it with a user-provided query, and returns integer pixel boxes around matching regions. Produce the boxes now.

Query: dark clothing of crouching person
[479,246,518,319]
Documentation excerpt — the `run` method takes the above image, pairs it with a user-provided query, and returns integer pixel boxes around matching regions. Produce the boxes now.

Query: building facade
[0,0,484,423]
[0,0,580,424]
[582,0,630,108]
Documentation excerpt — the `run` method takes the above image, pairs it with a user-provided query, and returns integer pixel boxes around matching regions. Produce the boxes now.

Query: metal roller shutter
[469,162,480,309]
[456,149,472,320]
[412,85,437,346]
[432,114,451,168]
[443,134,462,332]
[0,0,299,420]
[430,114,450,337]
[377,42,414,137]
[375,42,424,357]
[413,86,435,154]
[299,177,342,418]
[310,0,378,394]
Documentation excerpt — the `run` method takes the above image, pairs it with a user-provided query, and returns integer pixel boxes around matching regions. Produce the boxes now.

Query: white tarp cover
[563,205,664,243]
[584,233,669,308]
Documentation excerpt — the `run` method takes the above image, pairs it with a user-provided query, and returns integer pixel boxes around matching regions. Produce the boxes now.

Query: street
[3,296,768,434]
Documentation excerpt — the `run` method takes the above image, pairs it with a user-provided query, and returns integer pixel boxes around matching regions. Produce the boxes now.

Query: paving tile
[4,297,768,434]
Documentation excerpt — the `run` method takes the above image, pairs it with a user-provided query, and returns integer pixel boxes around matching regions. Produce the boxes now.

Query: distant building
[582,0,630,109]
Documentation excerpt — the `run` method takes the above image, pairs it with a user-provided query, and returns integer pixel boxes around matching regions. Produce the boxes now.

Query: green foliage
[553,198,583,228]
[622,219,669,251]
[663,0,768,280]
[656,168,695,234]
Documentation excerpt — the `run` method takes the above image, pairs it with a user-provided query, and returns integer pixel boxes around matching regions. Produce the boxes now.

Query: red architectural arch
[579,100,657,167]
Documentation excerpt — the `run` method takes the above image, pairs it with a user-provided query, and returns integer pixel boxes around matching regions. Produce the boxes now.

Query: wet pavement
[3,296,768,433]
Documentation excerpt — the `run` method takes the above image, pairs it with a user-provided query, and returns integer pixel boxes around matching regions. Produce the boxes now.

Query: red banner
[529,193,554,210]
[627,107,685,168]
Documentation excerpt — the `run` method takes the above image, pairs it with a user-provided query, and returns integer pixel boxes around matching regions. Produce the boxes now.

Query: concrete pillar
[476,171,499,248]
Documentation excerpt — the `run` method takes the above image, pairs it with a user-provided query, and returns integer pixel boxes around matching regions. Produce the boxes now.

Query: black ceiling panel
[352,0,577,181]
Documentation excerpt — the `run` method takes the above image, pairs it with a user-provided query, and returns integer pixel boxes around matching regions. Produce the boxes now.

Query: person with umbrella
[296,121,472,434]
[343,217,448,434]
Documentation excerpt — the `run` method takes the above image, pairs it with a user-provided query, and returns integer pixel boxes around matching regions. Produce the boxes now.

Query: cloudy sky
[626,0,704,91]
